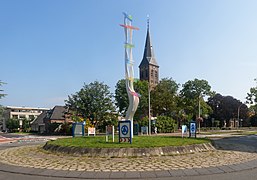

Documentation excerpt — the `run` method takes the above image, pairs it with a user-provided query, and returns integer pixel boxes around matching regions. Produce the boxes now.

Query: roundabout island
[42,136,214,157]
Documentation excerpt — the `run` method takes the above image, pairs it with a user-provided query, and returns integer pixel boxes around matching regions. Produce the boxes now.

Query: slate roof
[31,111,47,125]
[139,27,159,68]
[49,106,67,120]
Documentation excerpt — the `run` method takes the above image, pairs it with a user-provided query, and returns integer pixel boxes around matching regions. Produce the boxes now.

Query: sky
[0,0,257,108]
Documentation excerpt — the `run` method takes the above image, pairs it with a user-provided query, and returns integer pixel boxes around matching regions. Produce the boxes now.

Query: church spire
[139,16,159,87]
[139,16,158,68]
[147,15,150,30]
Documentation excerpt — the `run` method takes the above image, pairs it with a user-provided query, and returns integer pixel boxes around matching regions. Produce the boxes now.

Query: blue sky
[0,0,256,108]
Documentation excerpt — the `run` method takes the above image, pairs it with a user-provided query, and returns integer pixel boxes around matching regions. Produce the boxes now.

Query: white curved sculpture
[120,13,140,137]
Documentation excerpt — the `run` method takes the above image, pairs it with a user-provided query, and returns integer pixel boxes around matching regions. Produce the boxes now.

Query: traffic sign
[189,121,197,138]
[118,120,132,144]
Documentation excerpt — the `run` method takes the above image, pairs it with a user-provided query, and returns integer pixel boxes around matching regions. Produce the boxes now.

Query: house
[31,106,73,133]
[31,111,47,133]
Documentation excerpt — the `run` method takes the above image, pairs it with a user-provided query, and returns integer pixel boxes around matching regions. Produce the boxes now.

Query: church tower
[139,18,159,89]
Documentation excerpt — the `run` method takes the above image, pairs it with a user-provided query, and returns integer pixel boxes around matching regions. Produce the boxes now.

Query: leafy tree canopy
[246,78,257,113]
[0,80,6,100]
[180,79,212,98]
[114,79,128,116]
[65,81,115,128]
[0,80,6,120]
[208,93,248,123]
[179,78,213,118]
[114,79,149,120]
[151,78,179,117]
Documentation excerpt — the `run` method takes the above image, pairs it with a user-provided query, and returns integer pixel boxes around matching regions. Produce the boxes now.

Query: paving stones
[0,145,257,174]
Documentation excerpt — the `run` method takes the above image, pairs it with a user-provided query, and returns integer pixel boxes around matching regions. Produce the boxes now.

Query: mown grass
[47,136,211,148]
[240,131,257,135]
[201,130,257,135]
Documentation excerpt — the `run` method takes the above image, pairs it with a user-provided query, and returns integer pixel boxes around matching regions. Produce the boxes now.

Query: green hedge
[156,116,176,133]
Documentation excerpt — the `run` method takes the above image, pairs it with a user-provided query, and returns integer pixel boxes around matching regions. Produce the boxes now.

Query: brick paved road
[0,145,257,172]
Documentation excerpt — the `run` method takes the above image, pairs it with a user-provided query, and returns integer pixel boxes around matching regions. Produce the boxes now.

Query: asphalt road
[0,133,24,138]
[213,135,257,153]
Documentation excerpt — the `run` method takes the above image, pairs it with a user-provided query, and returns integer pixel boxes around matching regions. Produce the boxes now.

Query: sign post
[88,127,96,136]
[189,121,197,138]
[141,126,148,135]
[181,125,187,138]
[106,125,115,142]
[118,120,132,144]
[72,122,85,137]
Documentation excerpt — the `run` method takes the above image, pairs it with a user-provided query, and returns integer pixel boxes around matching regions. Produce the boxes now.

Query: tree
[134,80,149,120]
[0,80,6,130]
[180,79,213,118]
[249,115,257,127]
[246,78,257,113]
[6,118,19,132]
[114,79,128,116]
[114,79,149,120]
[65,81,115,129]
[22,118,31,132]
[151,78,179,117]
[208,93,248,127]
[0,81,6,99]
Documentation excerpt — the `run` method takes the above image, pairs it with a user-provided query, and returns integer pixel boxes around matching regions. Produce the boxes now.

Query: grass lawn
[239,131,257,135]
[200,130,257,135]
[47,136,211,148]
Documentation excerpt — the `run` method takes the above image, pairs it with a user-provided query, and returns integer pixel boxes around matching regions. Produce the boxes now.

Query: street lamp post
[238,104,243,128]
[148,84,151,135]
[198,94,201,133]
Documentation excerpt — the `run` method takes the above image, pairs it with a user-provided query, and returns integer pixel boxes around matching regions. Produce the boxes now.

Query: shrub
[156,116,176,133]
[250,115,257,127]
[138,116,149,128]
[6,118,19,132]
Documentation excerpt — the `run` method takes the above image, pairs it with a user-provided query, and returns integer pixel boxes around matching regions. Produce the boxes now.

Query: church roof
[139,25,159,68]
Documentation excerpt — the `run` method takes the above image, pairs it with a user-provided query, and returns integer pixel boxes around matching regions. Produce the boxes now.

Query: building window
[29,115,35,120]
[19,115,26,119]
[151,70,153,77]
[12,115,18,119]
